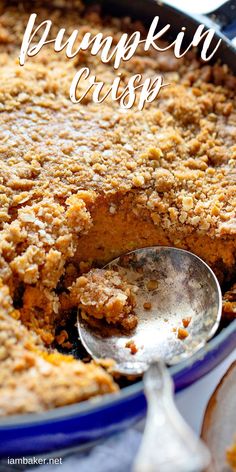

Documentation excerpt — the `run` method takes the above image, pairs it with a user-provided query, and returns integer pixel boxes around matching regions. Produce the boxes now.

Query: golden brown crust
[0,6,235,240]
[0,6,235,292]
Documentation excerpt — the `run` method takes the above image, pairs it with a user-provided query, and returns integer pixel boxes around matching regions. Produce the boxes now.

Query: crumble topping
[71,269,138,331]
[0,5,235,241]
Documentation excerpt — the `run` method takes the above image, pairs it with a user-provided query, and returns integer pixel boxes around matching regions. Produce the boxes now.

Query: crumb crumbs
[182,317,192,328]
[146,280,158,291]
[143,302,152,310]
[61,341,73,349]
[125,340,138,355]
[178,327,189,340]
[83,357,91,363]
[70,268,138,331]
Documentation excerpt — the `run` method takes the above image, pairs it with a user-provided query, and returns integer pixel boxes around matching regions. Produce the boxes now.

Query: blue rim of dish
[0,317,235,428]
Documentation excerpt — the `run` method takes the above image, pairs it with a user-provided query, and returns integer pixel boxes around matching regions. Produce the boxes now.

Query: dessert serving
[0,0,235,416]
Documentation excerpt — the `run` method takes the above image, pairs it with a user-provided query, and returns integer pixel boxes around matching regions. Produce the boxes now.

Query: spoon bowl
[78,247,222,375]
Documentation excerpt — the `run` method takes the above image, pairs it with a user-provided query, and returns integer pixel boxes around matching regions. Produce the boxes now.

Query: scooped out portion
[71,269,138,331]
[0,281,118,416]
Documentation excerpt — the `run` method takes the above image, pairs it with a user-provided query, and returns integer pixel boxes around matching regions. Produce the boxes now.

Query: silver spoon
[77,247,221,471]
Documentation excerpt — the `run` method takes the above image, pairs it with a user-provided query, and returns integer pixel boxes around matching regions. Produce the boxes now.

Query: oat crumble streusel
[71,268,137,330]
[0,1,235,415]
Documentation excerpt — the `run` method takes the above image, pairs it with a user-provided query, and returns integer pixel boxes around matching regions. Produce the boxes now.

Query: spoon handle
[133,361,210,472]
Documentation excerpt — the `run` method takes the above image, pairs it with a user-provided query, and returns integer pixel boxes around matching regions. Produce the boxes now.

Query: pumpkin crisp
[0,1,235,415]
[222,283,236,319]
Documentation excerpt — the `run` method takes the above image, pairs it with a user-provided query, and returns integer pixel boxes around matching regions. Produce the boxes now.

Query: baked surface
[0,1,235,415]
[0,280,117,415]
